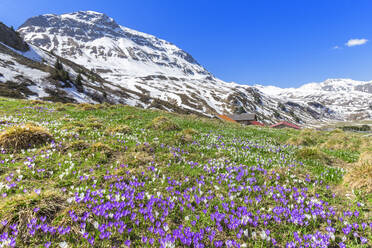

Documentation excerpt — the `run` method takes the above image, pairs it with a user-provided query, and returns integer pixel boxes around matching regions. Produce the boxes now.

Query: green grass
[0,97,370,247]
[322,148,360,163]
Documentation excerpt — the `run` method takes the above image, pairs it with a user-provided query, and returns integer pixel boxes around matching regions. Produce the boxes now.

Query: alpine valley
[1,11,371,124]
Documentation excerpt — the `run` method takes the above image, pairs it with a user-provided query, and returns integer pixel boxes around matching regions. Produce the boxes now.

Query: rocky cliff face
[0,22,29,52]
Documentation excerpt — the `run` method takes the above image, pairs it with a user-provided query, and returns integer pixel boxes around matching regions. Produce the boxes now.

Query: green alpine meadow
[0,98,370,247]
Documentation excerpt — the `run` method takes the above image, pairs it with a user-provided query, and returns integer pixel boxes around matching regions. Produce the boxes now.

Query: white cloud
[332,45,340,49]
[345,38,368,47]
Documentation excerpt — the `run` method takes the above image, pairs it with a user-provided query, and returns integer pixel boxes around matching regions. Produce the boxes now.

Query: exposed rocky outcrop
[0,22,29,51]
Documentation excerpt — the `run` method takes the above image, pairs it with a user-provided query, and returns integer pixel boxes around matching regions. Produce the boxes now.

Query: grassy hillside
[0,97,370,247]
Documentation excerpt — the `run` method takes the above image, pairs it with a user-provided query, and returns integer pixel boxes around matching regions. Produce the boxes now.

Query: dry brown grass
[30,100,45,105]
[86,116,102,123]
[344,152,372,193]
[68,140,90,151]
[147,116,180,131]
[182,128,198,135]
[74,127,87,133]
[72,121,85,127]
[360,137,372,152]
[287,128,371,153]
[176,129,197,144]
[134,143,155,154]
[286,129,322,146]
[62,121,86,131]
[91,142,113,155]
[321,132,360,151]
[119,151,153,166]
[87,122,103,130]
[0,124,53,151]
[105,125,131,135]
[55,106,66,111]
[359,151,372,163]
[64,103,77,107]
[0,190,67,239]
[78,103,98,111]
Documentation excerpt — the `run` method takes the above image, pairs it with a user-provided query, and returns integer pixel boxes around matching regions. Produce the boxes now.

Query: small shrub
[105,125,131,135]
[30,100,45,105]
[74,73,84,92]
[182,128,198,135]
[341,125,371,132]
[64,103,77,107]
[78,103,97,111]
[61,124,76,131]
[278,102,286,111]
[62,122,86,133]
[56,106,66,111]
[74,127,87,133]
[87,116,101,123]
[61,117,73,122]
[295,147,329,162]
[91,142,113,155]
[293,115,301,123]
[176,128,197,144]
[100,102,111,109]
[87,122,103,130]
[0,124,53,151]
[273,111,280,119]
[68,140,90,151]
[177,133,193,144]
[120,151,153,166]
[147,116,180,131]
[124,115,136,120]
[134,143,154,154]
[51,59,70,84]
[330,128,343,134]
[72,121,85,127]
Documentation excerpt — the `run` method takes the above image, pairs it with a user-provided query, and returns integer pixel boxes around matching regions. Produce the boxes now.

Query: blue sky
[1,0,371,87]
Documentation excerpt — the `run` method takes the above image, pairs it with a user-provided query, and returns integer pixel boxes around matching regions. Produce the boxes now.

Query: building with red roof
[216,114,266,127]
[216,115,238,123]
[270,121,300,129]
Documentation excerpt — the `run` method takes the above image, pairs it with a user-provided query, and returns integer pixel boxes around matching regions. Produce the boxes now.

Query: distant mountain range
[256,78,372,121]
[0,11,371,123]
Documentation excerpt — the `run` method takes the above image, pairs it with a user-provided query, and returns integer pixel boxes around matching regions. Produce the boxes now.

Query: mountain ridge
[255,78,372,121]
[0,11,369,124]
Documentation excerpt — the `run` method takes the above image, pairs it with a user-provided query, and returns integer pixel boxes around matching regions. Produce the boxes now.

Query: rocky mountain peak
[18,11,210,79]
[18,11,121,43]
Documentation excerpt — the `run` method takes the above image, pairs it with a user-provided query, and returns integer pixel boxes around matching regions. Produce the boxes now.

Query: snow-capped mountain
[17,10,333,123]
[18,11,212,80]
[256,79,372,121]
[1,11,369,124]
